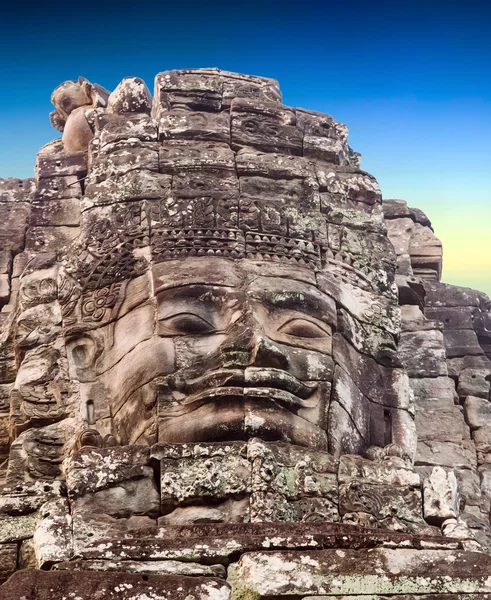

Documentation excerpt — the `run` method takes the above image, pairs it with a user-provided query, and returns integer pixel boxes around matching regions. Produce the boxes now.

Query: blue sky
[1,0,490,294]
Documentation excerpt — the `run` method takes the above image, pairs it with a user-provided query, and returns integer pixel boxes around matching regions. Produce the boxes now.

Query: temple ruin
[0,69,491,599]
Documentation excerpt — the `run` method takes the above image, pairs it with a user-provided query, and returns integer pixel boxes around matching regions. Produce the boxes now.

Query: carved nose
[251,333,290,370]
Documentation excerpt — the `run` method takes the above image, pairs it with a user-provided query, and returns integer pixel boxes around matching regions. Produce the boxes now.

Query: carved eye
[264,124,280,136]
[161,313,215,335]
[278,319,329,339]
[243,120,258,133]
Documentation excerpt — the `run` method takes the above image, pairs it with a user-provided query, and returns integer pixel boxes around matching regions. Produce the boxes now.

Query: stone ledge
[0,570,230,600]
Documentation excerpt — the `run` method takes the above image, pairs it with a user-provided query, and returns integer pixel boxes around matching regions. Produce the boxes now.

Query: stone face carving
[29,69,410,466]
[1,68,491,597]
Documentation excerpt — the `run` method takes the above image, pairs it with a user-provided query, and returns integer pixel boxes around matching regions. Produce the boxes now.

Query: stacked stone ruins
[1,69,491,599]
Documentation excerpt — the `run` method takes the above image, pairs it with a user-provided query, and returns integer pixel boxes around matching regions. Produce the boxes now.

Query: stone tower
[0,69,491,599]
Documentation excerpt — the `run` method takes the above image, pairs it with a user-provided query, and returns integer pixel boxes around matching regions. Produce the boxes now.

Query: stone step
[229,548,491,598]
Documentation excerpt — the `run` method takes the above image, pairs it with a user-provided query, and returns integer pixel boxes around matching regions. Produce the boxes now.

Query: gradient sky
[1,0,490,295]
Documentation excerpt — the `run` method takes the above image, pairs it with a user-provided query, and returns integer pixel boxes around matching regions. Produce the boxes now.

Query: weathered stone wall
[384,199,491,550]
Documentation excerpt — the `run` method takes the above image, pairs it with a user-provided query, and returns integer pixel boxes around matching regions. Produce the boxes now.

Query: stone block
[410,376,458,411]
[35,146,87,179]
[83,170,171,207]
[409,223,442,278]
[425,306,476,330]
[479,464,491,496]
[235,148,313,179]
[154,69,222,113]
[25,226,80,253]
[65,446,160,518]
[0,480,65,516]
[423,466,460,525]
[396,253,413,275]
[157,442,250,514]
[220,70,281,107]
[0,512,37,542]
[11,252,28,278]
[35,175,83,200]
[448,355,491,378]
[0,544,17,583]
[315,168,382,204]
[239,174,318,212]
[465,396,491,429]
[0,201,30,253]
[97,113,157,147]
[409,222,442,257]
[328,399,368,458]
[339,482,423,523]
[416,441,477,470]
[442,518,477,542]
[400,304,425,327]
[33,498,72,567]
[106,77,152,114]
[321,195,384,232]
[295,109,357,165]
[0,177,34,203]
[399,329,447,377]
[172,169,239,205]
[248,440,338,523]
[228,548,491,598]
[53,559,225,577]
[159,110,230,143]
[455,468,482,507]
[338,454,420,487]
[0,275,9,303]
[408,205,432,227]
[30,198,80,227]
[473,426,491,463]
[159,141,235,174]
[330,367,370,453]
[0,570,230,600]
[0,251,12,275]
[0,383,13,413]
[18,538,36,569]
[386,217,414,255]
[444,329,484,358]
[383,198,411,219]
[296,108,348,141]
[458,368,491,399]
[89,143,159,182]
[231,98,302,155]
[331,335,408,408]
[415,406,464,443]
[424,282,487,308]
[303,135,347,164]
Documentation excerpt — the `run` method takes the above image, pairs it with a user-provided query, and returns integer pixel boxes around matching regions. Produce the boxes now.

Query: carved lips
[163,367,319,414]
[157,366,328,449]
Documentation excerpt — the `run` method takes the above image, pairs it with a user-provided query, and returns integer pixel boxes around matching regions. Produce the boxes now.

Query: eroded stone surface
[1,571,230,600]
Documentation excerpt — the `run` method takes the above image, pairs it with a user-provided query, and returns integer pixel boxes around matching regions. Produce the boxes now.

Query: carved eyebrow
[261,290,331,316]
[157,284,233,302]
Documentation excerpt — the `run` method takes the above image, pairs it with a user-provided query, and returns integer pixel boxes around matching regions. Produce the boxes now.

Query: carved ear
[68,332,103,382]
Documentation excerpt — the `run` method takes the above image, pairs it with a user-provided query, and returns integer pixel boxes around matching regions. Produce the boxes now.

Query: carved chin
[158,396,328,450]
